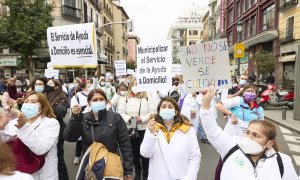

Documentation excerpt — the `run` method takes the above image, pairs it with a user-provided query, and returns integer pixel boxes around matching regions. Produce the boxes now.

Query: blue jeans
[197,120,207,140]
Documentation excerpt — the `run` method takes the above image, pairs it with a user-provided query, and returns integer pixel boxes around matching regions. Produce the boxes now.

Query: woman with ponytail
[200,90,298,180]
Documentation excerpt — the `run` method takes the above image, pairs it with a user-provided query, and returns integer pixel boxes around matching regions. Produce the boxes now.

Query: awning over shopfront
[229,30,278,53]
[279,54,296,62]
[98,53,109,64]
[0,57,18,67]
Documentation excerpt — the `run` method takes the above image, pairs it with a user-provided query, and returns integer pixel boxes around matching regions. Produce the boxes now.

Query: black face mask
[45,85,55,93]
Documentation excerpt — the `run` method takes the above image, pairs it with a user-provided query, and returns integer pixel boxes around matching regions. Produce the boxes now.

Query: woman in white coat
[140,97,201,180]
[200,90,298,180]
[118,78,156,180]
[0,91,60,180]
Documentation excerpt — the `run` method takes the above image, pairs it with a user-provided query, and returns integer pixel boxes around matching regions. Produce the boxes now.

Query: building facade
[202,10,209,42]
[208,0,227,41]
[278,0,299,89]
[168,7,206,64]
[127,33,140,63]
[112,1,129,66]
[226,0,280,80]
[0,0,106,80]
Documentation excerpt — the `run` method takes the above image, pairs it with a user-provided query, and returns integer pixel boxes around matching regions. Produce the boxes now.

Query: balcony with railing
[105,42,115,52]
[103,25,113,35]
[281,27,295,44]
[280,0,298,12]
[62,5,81,21]
[103,4,113,19]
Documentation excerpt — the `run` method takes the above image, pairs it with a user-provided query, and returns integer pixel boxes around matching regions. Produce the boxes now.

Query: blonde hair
[127,77,147,99]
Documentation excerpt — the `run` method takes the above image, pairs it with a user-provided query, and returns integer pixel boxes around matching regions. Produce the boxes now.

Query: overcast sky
[121,0,209,44]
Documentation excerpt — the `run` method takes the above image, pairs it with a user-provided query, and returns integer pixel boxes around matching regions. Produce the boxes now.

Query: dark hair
[117,83,127,91]
[156,98,192,126]
[48,79,63,91]
[0,142,16,175]
[87,89,107,103]
[79,82,87,90]
[157,97,180,114]
[242,84,258,94]
[30,77,47,91]
[249,120,279,152]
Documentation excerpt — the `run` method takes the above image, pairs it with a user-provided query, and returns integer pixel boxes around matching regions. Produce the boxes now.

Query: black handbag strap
[138,99,142,116]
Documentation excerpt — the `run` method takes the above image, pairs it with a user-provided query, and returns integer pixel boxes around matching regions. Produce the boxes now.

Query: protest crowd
[0,67,299,180]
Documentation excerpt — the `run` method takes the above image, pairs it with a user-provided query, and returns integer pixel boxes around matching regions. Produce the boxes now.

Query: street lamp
[236,21,243,76]
[96,19,133,76]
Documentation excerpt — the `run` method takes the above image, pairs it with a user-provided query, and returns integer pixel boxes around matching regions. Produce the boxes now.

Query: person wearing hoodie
[200,90,298,180]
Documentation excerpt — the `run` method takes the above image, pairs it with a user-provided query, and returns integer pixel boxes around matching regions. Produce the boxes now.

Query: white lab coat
[0,117,60,180]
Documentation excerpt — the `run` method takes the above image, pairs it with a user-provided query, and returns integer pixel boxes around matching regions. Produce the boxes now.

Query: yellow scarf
[156,123,190,143]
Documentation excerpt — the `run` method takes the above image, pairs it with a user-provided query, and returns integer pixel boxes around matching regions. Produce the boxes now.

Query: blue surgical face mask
[21,103,41,119]
[91,101,106,112]
[239,79,247,86]
[35,85,44,93]
[159,109,176,122]
[105,82,111,87]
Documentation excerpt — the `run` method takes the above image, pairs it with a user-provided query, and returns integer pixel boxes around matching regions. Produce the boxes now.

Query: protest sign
[115,60,127,76]
[127,69,135,75]
[136,42,172,91]
[172,64,182,77]
[105,72,112,77]
[179,39,232,92]
[47,23,97,68]
[45,69,59,79]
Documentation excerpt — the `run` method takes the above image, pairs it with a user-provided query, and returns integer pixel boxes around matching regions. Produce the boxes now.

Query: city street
[63,111,300,179]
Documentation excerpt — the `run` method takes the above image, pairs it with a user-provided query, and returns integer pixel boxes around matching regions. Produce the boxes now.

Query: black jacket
[63,109,133,175]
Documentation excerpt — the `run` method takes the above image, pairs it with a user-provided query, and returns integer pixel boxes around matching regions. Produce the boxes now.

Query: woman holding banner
[118,78,156,180]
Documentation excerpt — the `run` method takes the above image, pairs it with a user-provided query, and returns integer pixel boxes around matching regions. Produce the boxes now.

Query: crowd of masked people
[0,71,299,180]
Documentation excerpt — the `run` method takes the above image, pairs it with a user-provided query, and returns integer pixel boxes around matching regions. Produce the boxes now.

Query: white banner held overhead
[171,64,182,76]
[45,69,59,79]
[127,69,135,75]
[136,42,172,91]
[179,39,232,92]
[47,23,97,68]
[115,60,127,76]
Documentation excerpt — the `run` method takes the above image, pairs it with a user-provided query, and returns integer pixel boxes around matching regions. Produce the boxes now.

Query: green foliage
[126,61,136,69]
[254,49,275,74]
[0,0,53,79]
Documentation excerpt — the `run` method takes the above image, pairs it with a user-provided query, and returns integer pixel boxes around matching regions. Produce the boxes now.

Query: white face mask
[120,91,127,96]
[238,137,266,155]
[131,86,138,94]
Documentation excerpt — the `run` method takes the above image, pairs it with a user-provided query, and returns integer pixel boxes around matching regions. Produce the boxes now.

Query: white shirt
[140,127,201,180]
[200,108,298,180]
[0,117,60,180]
[0,171,34,180]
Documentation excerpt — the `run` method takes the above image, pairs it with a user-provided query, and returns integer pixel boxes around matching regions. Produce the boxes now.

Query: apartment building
[112,1,129,65]
[127,33,140,63]
[278,0,299,89]
[226,0,280,80]
[168,7,206,64]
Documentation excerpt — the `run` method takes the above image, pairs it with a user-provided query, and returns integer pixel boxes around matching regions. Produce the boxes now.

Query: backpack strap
[223,145,239,163]
[276,153,284,178]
